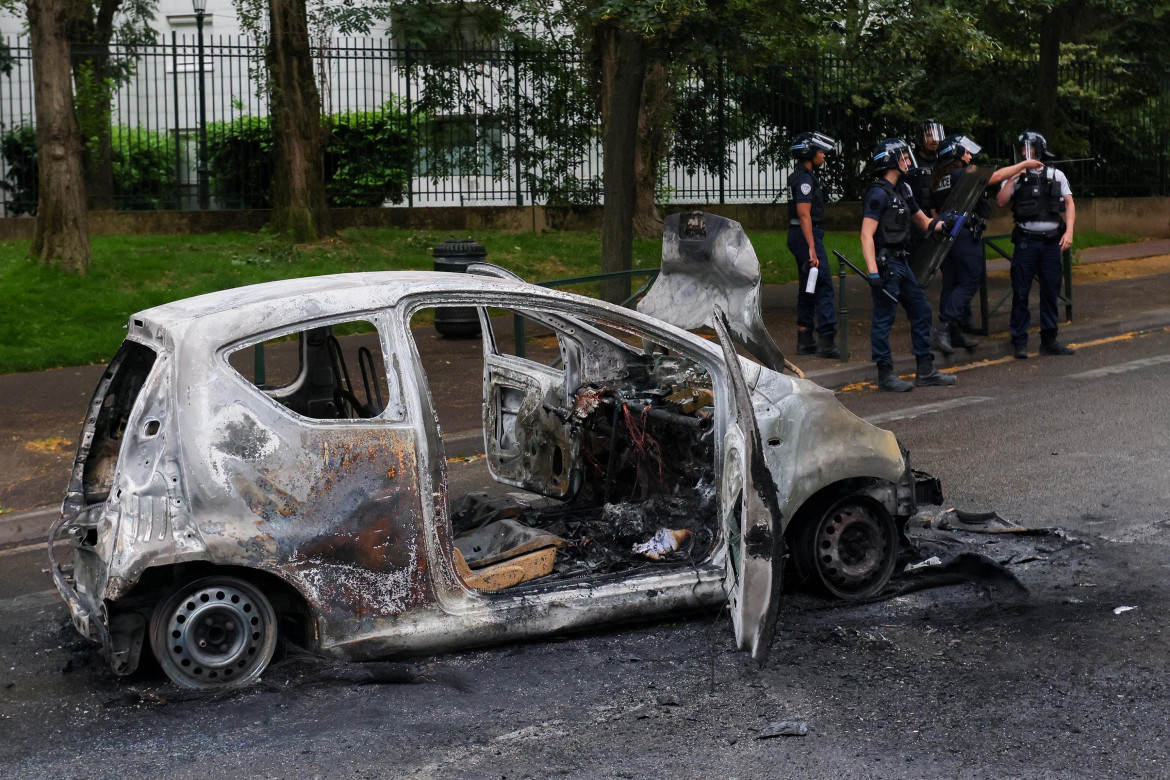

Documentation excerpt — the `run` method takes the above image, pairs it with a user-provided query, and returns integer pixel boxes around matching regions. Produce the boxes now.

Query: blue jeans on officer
[1009,231,1062,348]
[787,225,837,337]
[871,255,933,365]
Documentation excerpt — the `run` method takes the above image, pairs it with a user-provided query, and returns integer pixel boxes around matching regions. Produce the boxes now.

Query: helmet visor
[808,132,836,153]
[953,135,982,156]
[1016,139,1042,162]
[896,146,917,171]
[920,122,945,149]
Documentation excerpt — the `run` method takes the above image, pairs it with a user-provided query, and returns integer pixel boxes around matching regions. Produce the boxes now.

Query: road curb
[0,505,57,549]
[802,307,1170,390]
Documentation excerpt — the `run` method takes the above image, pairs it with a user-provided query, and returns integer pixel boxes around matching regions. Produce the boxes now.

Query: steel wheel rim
[815,503,892,594]
[153,578,276,689]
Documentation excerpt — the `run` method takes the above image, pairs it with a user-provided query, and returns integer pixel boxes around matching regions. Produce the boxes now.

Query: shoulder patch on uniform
[867,195,884,213]
[800,182,812,196]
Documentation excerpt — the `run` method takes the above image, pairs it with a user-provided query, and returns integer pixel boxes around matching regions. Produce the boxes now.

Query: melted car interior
[410,304,722,591]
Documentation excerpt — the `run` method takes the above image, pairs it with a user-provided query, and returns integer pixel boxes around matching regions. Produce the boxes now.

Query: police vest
[904,166,933,211]
[787,168,825,224]
[1011,169,1065,223]
[870,179,912,250]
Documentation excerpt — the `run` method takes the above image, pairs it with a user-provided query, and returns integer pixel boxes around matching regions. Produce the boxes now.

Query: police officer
[787,131,839,359]
[930,134,1044,354]
[862,138,956,392]
[904,119,944,209]
[995,131,1077,358]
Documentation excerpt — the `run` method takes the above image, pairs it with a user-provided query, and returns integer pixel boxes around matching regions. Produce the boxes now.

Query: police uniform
[903,150,936,251]
[786,166,837,343]
[933,166,989,331]
[863,178,934,367]
[1002,166,1072,351]
[904,150,936,213]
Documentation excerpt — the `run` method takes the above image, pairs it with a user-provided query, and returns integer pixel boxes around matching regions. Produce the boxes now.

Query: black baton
[833,250,897,302]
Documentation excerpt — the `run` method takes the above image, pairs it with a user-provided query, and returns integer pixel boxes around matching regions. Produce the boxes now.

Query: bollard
[837,260,850,360]
[433,239,486,338]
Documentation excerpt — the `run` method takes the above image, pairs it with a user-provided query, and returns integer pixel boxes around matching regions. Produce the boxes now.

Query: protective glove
[942,210,960,234]
[868,273,884,290]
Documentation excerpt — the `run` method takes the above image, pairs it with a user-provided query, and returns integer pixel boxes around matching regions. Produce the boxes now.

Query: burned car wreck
[50,269,941,689]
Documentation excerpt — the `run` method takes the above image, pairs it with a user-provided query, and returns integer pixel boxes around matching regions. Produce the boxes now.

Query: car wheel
[149,575,278,690]
[793,495,897,600]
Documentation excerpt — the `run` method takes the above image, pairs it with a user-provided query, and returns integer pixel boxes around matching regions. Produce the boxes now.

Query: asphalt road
[3,329,1169,778]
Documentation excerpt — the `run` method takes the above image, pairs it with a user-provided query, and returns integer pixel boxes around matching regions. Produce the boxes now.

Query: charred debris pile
[456,354,721,579]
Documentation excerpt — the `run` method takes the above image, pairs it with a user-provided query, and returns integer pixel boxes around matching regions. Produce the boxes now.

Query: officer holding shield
[861,138,956,392]
[787,131,840,359]
[995,131,1077,358]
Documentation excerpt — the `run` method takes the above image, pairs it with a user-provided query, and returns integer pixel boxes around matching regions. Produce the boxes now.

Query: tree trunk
[632,62,670,240]
[27,0,91,273]
[598,24,646,305]
[1034,10,1061,140]
[267,0,332,242]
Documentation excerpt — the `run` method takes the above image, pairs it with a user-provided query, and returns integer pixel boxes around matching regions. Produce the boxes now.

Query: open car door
[477,307,578,500]
[712,308,785,664]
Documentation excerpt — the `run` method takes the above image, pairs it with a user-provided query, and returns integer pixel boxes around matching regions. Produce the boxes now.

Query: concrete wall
[3,197,1168,242]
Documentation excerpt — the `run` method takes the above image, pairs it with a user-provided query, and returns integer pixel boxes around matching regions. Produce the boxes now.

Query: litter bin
[432,239,486,338]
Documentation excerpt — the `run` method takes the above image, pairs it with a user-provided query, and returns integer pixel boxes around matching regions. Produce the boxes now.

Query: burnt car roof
[125,271,597,349]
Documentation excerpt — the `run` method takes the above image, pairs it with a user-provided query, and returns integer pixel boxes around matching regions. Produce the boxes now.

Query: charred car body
[50,270,941,689]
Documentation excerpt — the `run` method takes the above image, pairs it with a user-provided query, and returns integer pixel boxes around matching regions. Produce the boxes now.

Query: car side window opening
[409,304,720,594]
[227,319,400,421]
[83,340,158,504]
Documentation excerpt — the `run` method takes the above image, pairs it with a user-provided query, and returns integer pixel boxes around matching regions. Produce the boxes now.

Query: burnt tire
[792,495,897,600]
[149,575,278,690]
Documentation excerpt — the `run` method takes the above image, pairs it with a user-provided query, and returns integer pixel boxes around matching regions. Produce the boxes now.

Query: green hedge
[0,124,176,214]
[0,125,37,216]
[206,103,413,209]
[110,126,177,210]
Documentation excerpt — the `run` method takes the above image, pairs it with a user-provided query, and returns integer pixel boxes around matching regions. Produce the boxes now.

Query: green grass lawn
[0,226,1138,374]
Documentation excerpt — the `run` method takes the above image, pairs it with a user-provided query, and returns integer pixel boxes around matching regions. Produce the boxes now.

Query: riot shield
[909,165,994,287]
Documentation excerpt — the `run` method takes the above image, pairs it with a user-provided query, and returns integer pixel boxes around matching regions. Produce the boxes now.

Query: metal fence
[2,36,1168,217]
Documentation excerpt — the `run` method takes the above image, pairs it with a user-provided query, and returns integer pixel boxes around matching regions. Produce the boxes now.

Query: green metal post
[837,260,849,360]
[254,344,266,388]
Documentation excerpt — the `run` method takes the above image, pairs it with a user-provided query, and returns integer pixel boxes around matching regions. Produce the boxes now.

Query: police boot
[950,320,979,350]
[1040,335,1075,356]
[959,318,980,335]
[931,323,955,355]
[877,363,913,393]
[797,329,817,355]
[815,332,840,360]
[915,356,957,387]
[1013,340,1029,360]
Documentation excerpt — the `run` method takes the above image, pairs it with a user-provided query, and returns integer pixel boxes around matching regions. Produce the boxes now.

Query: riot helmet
[919,120,945,152]
[936,134,983,167]
[871,138,916,174]
[790,131,836,161]
[1016,130,1054,162]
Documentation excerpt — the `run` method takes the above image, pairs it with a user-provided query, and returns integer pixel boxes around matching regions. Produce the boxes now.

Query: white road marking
[863,396,994,425]
[1066,354,1170,380]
